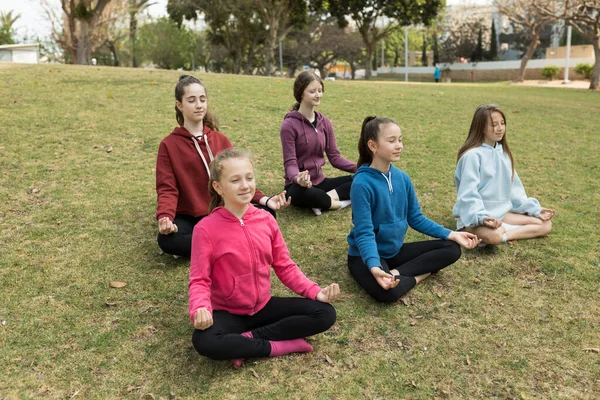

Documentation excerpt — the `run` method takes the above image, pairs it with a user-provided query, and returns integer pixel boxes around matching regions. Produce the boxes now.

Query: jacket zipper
[239,217,259,312]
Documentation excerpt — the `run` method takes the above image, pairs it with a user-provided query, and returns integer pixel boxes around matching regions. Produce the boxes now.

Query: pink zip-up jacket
[188,205,322,321]
[280,111,357,186]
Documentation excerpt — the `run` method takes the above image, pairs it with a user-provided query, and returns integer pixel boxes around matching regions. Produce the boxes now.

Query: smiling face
[176,83,207,125]
[211,157,256,211]
[483,111,506,146]
[369,123,403,164]
[300,79,323,108]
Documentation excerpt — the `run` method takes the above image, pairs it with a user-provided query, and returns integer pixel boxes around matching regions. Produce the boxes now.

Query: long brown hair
[357,116,398,167]
[208,149,254,213]
[457,104,514,178]
[291,70,324,111]
[175,75,219,131]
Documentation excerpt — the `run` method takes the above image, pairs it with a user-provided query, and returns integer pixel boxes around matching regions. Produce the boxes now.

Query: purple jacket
[280,110,357,186]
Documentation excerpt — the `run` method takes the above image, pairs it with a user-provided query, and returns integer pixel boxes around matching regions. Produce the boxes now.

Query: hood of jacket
[354,164,395,193]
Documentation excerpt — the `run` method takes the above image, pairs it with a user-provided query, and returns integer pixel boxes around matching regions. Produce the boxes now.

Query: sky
[0,0,493,41]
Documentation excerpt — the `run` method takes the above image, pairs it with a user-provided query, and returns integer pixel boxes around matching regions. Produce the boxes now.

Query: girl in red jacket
[156,75,290,257]
[189,149,339,367]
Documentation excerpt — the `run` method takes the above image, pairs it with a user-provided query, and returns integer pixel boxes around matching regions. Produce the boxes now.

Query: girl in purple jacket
[280,71,357,216]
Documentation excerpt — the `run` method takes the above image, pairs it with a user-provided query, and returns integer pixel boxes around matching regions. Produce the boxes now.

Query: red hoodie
[155,125,265,221]
[188,205,322,320]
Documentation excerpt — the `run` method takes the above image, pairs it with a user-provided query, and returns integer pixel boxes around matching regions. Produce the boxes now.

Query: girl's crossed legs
[192,297,336,360]
[348,240,461,304]
[465,212,552,245]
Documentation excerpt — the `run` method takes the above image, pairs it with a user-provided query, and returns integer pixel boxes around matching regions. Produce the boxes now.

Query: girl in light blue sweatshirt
[453,104,554,246]
[347,116,479,303]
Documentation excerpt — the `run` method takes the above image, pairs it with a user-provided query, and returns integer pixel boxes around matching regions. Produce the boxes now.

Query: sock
[339,200,351,209]
[502,233,508,243]
[232,331,253,368]
[312,208,322,216]
[269,338,313,357]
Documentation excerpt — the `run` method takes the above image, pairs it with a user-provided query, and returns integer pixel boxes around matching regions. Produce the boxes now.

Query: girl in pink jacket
[189,149,340,367]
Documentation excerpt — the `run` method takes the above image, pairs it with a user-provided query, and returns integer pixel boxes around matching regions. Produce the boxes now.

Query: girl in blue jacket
[347,116,479,303]
[453,104,554,245]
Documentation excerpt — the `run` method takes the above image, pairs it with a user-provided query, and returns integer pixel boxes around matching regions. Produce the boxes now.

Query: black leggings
[348,240,461,303]
[192,297,336,360]
[157,206,276,257]
[285,175,353,210]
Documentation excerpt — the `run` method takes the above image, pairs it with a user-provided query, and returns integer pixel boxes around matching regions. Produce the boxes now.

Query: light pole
[404,26,409,82]
[563,24,572,84]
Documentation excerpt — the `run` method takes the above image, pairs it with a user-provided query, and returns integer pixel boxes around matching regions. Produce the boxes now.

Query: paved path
[512,80,592,90]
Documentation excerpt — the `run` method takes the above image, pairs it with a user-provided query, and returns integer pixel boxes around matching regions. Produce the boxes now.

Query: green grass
[1,63,599,399]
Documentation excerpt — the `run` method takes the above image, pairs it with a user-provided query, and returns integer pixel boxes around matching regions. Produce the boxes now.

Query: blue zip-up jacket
[347,164,452,269]
[452,143,542,229]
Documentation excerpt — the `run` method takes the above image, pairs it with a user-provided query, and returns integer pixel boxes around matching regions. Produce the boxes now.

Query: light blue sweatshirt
[453,143,542,229]
[347,164,452,269]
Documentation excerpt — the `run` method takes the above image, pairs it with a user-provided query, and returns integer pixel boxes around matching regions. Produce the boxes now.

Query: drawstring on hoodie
[381,170,393,194]
[191,133,215,177]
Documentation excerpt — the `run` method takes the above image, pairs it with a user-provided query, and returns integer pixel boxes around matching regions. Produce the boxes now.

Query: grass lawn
[1,63,599,399]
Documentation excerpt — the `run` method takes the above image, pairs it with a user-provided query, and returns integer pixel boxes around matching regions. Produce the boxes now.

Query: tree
[129,0,155,67]
[42,0,121,64]
[472,26,484,61]
[168,0,310,75]
[421,34,428,66]
[327,0,443,79]
[136,17,197,69]
[494,0,555,82]
[439,17,486,63]
[0,10,20,45]
[432,33,440,65]
[537,0,600,90]
[490,19,498,59]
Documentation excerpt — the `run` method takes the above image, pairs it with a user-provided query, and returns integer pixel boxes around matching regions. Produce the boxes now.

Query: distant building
[0,43,40,64]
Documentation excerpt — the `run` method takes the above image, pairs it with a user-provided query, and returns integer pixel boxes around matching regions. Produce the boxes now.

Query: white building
[0,43,40,64]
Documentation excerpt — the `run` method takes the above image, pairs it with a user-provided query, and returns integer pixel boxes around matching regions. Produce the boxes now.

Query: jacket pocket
[376,221,408,248]
[224,272,256,309]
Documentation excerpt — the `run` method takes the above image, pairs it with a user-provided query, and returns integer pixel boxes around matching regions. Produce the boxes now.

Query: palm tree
[129,0,155,67]
[0,10,21,45]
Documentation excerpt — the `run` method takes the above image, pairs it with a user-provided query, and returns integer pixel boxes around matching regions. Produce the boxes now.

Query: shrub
[541,65,560,80]
[574,63,593,80]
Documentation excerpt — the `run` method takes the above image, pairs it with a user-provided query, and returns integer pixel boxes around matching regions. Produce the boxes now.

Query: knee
[447,240,462,262]
[192,330,223,360]
[157,233,171,253]
[483,230,504,245]
[314,303,337,331]
[371,290,401,304]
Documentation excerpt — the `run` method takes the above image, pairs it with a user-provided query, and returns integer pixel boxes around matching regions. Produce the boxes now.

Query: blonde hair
[208,149,254,213]
[457,104,514,178]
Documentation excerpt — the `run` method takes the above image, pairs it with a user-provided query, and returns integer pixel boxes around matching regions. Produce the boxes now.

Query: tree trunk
[364,40,375,80]
[590,32,599,90]
[318,64,328,80]
[76,20,94,65]
[130,13,138,68]
[264,18,279,76]
[107,40,120,66]
[517,34,539,82]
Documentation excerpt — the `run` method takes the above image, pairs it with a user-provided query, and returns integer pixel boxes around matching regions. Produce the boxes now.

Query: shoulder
[458,147,484,165]
[317,113,333,129]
